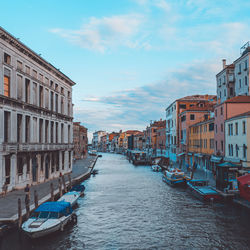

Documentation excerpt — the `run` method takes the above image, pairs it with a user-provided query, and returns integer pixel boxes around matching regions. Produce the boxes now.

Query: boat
[58,191,80,207]
[92,169,99,175]
[70,183,85,196]
[21,201,77,238]
[162,168,186,187]
[187,179,222,202]
[151,165,162,172]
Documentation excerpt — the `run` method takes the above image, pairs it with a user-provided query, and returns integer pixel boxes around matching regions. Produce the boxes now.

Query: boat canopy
[217,162,240,168]
[177,153,185,157]
[210,155,222,163]
[35,201,72,216]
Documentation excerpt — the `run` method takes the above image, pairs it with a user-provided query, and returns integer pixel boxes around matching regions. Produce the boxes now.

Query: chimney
[222,59,226,69]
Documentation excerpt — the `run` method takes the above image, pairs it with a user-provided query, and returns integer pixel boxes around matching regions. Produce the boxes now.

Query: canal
[1,153,250,249]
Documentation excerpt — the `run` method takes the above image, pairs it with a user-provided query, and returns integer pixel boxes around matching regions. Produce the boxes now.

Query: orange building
[189,118,215,171]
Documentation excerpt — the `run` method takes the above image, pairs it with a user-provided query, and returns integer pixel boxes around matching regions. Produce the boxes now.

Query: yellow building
[189,119,215,171]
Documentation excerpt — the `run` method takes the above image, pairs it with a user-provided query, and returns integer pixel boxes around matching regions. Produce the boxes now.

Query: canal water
[1,153,250,250]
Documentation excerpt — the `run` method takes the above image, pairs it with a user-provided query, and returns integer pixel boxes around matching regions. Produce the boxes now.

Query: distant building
[92,131,107,150]
[225,112,250,168]
[73,122,88,160]
[0,27,75,192]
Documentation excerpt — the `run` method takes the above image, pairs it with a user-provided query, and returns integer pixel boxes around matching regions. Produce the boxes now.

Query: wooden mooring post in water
[50,183,54,201]
[68,173,72,190]
[59,177,62,197]
[62,175,67,193]
[25,195,30,220]
[18,198,22,228]
[34,190,38,209]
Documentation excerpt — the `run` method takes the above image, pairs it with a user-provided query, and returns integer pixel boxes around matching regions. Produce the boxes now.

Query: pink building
[214,96,250,156]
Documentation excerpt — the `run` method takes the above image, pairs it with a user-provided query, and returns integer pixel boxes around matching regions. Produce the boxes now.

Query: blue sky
[1,0,250,139]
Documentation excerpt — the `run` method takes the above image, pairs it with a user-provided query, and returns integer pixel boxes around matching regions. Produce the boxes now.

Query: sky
[1,0,250,140]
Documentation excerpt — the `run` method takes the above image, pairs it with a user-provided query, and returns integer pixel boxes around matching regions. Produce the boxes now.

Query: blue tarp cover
[35,201,71,214]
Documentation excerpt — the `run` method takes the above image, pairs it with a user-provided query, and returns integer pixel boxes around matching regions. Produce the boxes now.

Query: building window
[17,75,23,101]
[61,96,64,114]
[69,151,71,168]
[17,157,23,176]
[181,115,186,122]
[61,124,64,143]
[45,120,49,143]
[55,94,58,113]
[4,111,10,142]
[179,104,186,109]
[190,114,195,120]
[39,86,43,107]
[221,141,223,152]
[210,139,214,149]
[56,122,58,143]
[25,65,30,75]
[239,79,241,88]
[4,53,11,64]
[25,79,30,103]
[215,141,217,151]
[245,76,248,86]
[51,121,54,143]
[62,152,65,170]
[221,123,223,132]
[45,89,49,109]
[39,73,43,82]
[239,63,241,74]
[243,121,246,134]
[244,60,247,70]
[68,125,70,143]
[243,144,247,158]
[68,102,71,116]
[4,68,11,97]
[224,89,226,96]
[50,91,54,111]
[209,123,214,131]
[33,82,37,105]
[33,117,37,142]
[17,60,22,71]
[39,119,43,143]
[235,122,238,135]
[236,144,239,157]
[45,77,49,86]
[17,114,22,143]
[32,69,37,79]
[25,116,30,142]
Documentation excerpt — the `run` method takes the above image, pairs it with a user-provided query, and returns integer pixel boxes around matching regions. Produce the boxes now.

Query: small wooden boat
[151,165,162,172]
[92,169,99,175]
[187,179,222,202]
[22,201,77,238]
[70,183,85,196]
[162,168,186,187]
[58,191,80,207]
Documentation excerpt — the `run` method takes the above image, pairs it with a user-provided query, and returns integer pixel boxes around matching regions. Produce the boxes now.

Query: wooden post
[62,175,67,193]
[34,190,38,209]
[59,178,62,197]
[18,198,22,228]
[191,162,196,180]
[25,195,30,220]
[50,183,54,201]
[68,173,72,190]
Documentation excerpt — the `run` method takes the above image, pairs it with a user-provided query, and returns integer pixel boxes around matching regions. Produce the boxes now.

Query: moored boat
[162,168,186,187]
[70,183,85,196]
[21,201,76,239]
[58,191,80,207]
[152,165,162,172]
[187,179,222,202]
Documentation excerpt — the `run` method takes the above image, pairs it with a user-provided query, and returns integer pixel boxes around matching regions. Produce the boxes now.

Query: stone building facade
[73,122,88,159]
[0,27,75,192]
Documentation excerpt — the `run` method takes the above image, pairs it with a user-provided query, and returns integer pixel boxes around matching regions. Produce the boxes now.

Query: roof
[226,111,250,121]
[35,201,71,213]
[216,63,235,77]
[0,26,76,86]
[177,95,216,102]
[190,118,214,128]
[225,96,250,103]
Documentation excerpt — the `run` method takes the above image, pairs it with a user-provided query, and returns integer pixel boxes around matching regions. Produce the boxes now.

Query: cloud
[75,59,219,135]
[50,14,146,52]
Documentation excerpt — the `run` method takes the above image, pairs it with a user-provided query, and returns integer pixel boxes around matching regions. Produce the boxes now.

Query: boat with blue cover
[58,191,80,207]
[187,179,222,202]
[22,201,76,238]
[162,168,187,187]
[70,183,85,196]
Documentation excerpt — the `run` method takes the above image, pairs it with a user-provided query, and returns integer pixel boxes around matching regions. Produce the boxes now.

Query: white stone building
[92,131,107,150]
[234,42,250,97]
[216,59,235,104]
[0,27,75,192]
[225,111,250,168]
[165,101,177,163]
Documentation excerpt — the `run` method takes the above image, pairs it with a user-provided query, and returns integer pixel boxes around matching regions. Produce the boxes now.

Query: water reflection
[1,153,250,249]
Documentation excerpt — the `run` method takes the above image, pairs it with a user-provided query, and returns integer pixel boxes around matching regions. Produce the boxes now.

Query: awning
[210,155,222,163]
[194,153,203,158]
[187,153,193,156]
[177,153,185,157]
[223,157,241,163]
[217,161,240,168]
